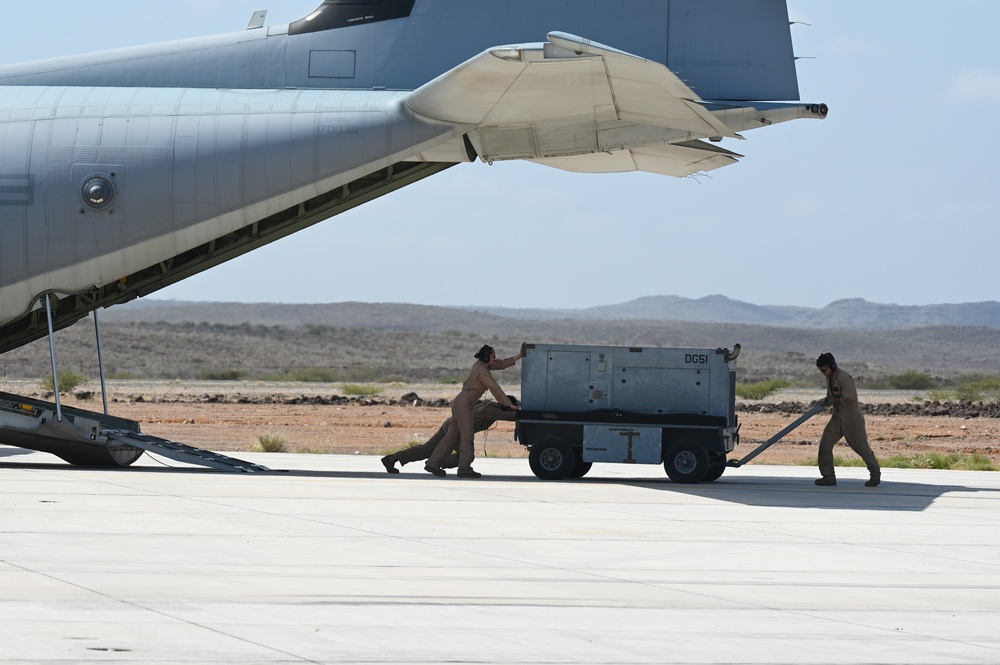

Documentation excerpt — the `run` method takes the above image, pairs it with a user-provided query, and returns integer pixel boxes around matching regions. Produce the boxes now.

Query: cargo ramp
[0,391,270,472]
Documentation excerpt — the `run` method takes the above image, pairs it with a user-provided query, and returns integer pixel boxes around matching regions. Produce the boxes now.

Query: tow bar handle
[727,401,827,468]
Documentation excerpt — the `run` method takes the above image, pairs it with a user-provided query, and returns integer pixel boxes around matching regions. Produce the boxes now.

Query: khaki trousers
[393,420,459,468]
[427,392,477,471]
[818,409,881,477]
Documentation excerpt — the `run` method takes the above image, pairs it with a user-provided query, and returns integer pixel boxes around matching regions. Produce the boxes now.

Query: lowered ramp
[104,430,270,473]
[0,391,269,472]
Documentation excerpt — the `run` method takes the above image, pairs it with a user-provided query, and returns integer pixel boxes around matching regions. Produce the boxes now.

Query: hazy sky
[3,1,998,310]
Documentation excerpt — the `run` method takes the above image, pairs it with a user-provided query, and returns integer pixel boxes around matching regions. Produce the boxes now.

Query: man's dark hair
[500,394,519,410]
[816,352,837,369]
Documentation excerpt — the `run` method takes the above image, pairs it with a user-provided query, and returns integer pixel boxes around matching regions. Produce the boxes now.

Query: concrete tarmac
[1,449,998,664]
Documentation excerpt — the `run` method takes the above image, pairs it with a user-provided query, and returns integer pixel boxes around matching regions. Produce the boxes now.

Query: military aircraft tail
[0,0,825,355]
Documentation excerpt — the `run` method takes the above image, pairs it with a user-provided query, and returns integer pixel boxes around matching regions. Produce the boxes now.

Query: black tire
[528,437,576,480]
[702,462,726,482]
[568,458,593,479]
[663,440,710,483]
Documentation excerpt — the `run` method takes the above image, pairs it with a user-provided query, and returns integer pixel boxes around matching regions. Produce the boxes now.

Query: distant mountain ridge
[465,295,1000,330]
[102,295,1000,331]
[8,295,998,382]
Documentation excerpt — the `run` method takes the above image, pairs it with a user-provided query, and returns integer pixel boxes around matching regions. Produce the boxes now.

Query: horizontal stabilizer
[544,32,739,140]
[405,31,741,169]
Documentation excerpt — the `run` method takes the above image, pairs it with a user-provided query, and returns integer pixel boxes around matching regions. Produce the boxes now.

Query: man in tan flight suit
[380,397,518,473]
[814,352,881,487]
[425,343,524,478]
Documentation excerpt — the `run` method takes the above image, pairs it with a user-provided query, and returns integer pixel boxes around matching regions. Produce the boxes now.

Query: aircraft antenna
[685,172,715,185]
[247,10,267,30]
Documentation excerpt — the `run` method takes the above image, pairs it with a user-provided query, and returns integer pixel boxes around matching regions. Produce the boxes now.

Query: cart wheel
[663,440,710,483]
[702,462,726,482]
[568,458,593,479]
[528,437,575,480]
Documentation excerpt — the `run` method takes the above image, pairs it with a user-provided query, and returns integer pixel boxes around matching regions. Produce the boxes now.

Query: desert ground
[3,379,997,470]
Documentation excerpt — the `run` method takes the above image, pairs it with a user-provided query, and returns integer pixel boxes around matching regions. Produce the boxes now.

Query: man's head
[816,352,837,374]
[501,394,519,410]
[475,345,495,363]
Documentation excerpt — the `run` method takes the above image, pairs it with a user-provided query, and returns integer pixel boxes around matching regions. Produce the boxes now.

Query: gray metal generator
[516,343,741,482]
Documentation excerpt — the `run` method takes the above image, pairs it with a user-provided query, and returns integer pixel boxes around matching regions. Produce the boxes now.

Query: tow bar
[727,401,827,468]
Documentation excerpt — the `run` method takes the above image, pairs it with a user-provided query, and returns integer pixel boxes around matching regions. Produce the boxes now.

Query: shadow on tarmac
[609,476,991,512]
[1,454,994,513]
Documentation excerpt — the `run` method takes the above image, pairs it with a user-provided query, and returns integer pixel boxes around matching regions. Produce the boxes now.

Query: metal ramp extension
[105,430,272,473]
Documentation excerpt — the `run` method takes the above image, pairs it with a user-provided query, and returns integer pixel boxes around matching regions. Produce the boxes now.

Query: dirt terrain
[4,380,996,469]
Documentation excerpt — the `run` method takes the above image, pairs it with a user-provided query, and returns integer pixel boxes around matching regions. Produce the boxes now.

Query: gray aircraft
[0,0,826,468]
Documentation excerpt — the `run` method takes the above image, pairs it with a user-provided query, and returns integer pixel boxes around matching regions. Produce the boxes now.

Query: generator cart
[515,342,824,482]
[516,342,741,482]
